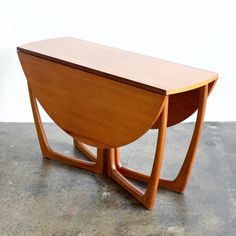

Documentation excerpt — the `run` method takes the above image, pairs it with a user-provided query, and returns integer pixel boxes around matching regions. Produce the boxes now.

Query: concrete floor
[0,122,235,236]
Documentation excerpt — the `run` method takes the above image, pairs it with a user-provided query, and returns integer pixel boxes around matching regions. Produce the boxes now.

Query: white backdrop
[0,0,235,122]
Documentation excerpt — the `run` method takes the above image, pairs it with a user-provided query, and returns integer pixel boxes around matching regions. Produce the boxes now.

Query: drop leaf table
[17,37,218,209]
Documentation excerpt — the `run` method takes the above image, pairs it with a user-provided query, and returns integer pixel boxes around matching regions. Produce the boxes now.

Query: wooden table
[17,37,218,209]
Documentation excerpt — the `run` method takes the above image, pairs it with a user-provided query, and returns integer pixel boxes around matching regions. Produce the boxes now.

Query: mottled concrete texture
[0,122,235,236]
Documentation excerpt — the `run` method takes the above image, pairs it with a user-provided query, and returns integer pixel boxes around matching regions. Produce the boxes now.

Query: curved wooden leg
[28,84,53,158]
[73,139,108,174]
[73,139,97,162]
[114,85,208,194]
[142,97,168,208]
[107,97,169,209]
[159,85,208,192]
[28,83,98,173]
[108,148,144,202]
[115,150,150,183]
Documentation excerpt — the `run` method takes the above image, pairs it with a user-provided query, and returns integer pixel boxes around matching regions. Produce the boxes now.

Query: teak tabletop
[17,37,217,95]
[17,37,218,209]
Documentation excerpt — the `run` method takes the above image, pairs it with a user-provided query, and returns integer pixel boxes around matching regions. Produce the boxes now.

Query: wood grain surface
[17,37,218,209]
[17,37,218,95]
[18,52,165,148]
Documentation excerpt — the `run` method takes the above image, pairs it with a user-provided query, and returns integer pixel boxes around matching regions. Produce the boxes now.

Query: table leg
[28,83,97,173]
[159,84,208,192]
[73,139,97,162]
[113,85,208,195]
[106,97,169,209]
